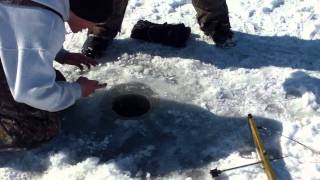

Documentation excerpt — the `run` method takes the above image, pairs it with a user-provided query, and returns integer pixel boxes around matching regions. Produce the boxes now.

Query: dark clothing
[88,0,129,39]
[81,0,130,58]
[88,0,231,38]
[70,0,113,23]
[192,0,230,33]
[0,62,61,151]
[82,0,233,58]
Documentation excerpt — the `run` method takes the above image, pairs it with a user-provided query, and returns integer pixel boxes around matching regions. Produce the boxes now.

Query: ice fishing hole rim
[111,93,152,118]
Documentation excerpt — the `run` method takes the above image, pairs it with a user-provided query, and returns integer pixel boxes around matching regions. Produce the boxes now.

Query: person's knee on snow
[0,113,60,151]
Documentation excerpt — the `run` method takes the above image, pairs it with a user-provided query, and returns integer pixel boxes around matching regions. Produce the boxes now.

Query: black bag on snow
[131,20,191,48]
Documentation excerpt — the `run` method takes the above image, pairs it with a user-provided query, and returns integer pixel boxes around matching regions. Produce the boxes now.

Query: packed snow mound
[1,0,320,180]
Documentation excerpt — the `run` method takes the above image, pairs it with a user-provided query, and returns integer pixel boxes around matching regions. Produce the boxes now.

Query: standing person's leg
[192,0,235,47]
[82,0,130,58]
[0,63,62,151]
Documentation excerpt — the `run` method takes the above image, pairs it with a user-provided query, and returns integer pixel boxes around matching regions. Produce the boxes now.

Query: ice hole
[112,94,151,118]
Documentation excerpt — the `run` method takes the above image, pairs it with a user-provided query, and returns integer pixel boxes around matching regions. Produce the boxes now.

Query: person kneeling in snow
[81,0,235,58]
[0,0,111,151]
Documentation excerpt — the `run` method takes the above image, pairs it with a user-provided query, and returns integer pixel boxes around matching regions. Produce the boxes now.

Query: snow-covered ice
[1,0,320,179]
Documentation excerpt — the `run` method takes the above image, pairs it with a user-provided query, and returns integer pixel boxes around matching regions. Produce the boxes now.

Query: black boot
[131,20,191,48]
[208,23,236,48]
[81,36,113,58]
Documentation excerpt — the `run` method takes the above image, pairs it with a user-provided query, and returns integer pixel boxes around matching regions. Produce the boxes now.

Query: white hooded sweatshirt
[0,1,82,112]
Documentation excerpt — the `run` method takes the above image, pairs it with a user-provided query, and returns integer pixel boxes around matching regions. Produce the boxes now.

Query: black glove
[131,20,191,48]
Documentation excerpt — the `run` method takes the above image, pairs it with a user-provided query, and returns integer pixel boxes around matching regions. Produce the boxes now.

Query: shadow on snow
[0,82,292,179]
[100,31,320,71]
[283,71,320,105]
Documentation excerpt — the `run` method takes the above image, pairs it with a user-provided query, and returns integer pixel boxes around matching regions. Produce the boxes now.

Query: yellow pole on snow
[247,114,276,180]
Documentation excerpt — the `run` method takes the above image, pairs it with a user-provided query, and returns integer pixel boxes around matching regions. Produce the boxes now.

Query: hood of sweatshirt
[32,0,69,21]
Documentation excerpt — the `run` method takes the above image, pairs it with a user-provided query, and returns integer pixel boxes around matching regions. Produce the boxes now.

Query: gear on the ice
[131,20,191,48]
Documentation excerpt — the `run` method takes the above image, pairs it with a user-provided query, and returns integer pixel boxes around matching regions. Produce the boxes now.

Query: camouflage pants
[0,63,61,151]
[89,0,230,38]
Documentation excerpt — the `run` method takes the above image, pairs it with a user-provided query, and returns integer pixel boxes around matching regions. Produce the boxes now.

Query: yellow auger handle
[248,114,276,180]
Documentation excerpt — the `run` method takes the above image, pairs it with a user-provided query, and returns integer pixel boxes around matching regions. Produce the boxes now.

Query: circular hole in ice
[112,94,151,118]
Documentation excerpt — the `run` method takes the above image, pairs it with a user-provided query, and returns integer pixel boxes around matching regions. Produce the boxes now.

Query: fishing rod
[210,156,287,177]
[257,126,320,155]
[247,114,276,180]
[210,114,277,179]
[210,114,320,178]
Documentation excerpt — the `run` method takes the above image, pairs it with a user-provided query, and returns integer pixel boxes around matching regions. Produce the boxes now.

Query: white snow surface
[1,0,320,179]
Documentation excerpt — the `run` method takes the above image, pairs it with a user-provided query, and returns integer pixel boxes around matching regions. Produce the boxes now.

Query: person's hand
[76,77,106,97]
[63,53,98,70]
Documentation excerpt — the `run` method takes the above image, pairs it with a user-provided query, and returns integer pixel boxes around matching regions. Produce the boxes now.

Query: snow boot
[131,20,191,48]
[81,36,113,58]
[208,23,236,48]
